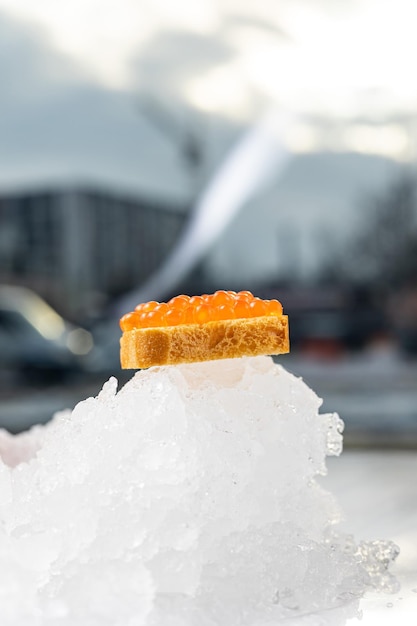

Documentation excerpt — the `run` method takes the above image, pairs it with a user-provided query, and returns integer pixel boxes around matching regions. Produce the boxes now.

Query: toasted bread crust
[120,315,289,369]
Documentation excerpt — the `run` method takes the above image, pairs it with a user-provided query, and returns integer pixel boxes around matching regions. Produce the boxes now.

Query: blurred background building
[0,188,186,319]
[0,0,416,443]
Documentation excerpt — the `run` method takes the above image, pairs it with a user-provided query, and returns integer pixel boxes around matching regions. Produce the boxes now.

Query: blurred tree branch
[319,173,417,292]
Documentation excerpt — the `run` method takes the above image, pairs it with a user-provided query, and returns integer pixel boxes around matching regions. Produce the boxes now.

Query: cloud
[0,11,190,198]
[130,28,235,99]
[0,11,87,106]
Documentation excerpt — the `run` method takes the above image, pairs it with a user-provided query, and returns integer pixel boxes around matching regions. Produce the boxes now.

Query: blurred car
[289,306,387,357]
[289,309,350,358]
[0,285,93,381]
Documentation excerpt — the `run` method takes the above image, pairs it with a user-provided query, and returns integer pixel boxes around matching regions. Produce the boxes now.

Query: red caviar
[120,291,283,331]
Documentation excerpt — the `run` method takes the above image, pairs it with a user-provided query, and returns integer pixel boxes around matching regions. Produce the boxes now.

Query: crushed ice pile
[0,356,398,625]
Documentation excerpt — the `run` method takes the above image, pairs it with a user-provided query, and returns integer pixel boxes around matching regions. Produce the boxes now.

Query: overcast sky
[1,0,416,193]
[1,0,416,107]
[0,0,414,279]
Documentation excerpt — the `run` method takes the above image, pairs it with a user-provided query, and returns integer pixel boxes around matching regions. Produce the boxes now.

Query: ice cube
[0,356,398,624]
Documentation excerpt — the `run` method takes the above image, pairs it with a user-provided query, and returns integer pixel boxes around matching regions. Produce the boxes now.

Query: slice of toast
[120,315,289,369]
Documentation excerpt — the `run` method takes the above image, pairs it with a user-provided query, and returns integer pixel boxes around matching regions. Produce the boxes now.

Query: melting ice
[0,356,398,625]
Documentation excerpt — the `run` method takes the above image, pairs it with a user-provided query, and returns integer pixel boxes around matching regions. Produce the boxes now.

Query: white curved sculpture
[117,112,294,314]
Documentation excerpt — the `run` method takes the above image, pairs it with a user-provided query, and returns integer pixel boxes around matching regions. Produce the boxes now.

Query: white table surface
[323,449,417,625]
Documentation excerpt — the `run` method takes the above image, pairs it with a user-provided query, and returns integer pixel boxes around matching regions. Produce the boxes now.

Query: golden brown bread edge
[120,315,289,369]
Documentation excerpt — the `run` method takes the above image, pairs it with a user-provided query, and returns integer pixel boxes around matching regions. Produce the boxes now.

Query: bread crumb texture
[120,316,289,369]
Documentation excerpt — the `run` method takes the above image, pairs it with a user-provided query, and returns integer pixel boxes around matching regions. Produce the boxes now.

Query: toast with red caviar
[120,291,289,369]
